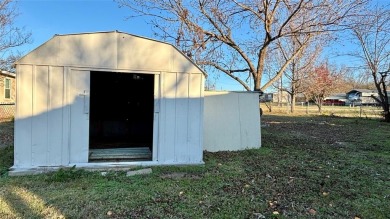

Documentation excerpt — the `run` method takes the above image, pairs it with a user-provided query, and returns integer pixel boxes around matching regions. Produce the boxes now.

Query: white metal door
[69,70,90,163]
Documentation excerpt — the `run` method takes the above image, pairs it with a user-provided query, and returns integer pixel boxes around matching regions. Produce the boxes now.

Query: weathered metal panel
[14,65,33,168]
[203,91,261,152]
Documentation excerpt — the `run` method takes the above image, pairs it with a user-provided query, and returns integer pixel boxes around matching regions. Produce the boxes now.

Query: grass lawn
[1,115,389,218]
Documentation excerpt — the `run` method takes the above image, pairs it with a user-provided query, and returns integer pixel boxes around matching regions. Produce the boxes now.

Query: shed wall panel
[174,73,189,162]
[171,50,203,75]
[204,92,240,150]
[16,38,60,65]
[31,66,49,166]
[203,92,261,152]
[160,72,176,163]
[48,66,65,165]
[69,70,90,163]
[188,74,203,162]
[238,93,261,147]
[14,65,33,167]
[60,34,117,68]
[17,32,203,74]
[118,34,172,71]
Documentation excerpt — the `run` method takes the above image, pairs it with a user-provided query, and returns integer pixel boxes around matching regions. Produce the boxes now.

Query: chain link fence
[0,103,15,122]
[261,102,384,119]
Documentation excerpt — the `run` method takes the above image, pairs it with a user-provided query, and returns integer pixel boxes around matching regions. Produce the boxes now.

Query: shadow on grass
[0,146,13,176]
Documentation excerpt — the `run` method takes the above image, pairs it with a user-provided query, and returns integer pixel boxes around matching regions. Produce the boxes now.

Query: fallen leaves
[308,208,317,215]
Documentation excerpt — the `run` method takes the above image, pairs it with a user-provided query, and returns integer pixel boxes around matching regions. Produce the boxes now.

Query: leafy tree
[116,0,366,91]
[303,64,341,113]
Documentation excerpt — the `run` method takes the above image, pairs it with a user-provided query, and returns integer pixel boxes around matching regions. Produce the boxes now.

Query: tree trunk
[290,93,296,113]
[318,105,322,114]
[383,104,390,122]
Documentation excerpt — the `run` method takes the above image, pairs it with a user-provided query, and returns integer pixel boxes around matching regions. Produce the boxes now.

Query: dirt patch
[0,121,13,148]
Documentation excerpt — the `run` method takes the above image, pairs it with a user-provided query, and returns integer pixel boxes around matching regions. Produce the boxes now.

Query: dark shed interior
[88,71,154,161]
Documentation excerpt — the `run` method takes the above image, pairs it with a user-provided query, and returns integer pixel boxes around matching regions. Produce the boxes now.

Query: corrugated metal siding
[159,72,203,163]
[14,69,204,168]
[15,65,68,168]
[14,65,33,168]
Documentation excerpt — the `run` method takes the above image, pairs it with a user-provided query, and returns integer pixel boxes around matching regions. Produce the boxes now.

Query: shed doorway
[89,71,154,162]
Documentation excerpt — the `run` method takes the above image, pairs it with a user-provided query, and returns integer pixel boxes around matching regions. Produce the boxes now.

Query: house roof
[325,93,347,100]
[0,71,15,78]
[15,30,206,76]
[347,89,377,94]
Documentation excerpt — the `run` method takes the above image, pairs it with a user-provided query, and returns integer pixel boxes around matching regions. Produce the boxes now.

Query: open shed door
[69,70,90,163]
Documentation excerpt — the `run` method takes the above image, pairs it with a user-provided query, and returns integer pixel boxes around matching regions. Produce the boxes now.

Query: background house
[346,89,379,106]
[0,71,16,121]
[0,71,16,103]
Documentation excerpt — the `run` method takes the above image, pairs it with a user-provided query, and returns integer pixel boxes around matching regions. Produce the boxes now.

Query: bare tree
[340,67,376,90]
[275,31,324,113]
[348,4,390,122]
[0,0,31,71]
[116,0,366,91]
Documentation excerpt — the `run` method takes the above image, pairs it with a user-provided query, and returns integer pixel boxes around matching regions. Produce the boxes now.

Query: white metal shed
[11,31,205,173]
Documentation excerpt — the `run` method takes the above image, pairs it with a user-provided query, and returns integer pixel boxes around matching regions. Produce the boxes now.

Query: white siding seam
[186,73,190,162]
[65,67,71,165]
[47,66,50,166]
[160,72,165,162]
[61,67,65,165]
[115,31,118,70]
[31,65,36,166]
[173,72,177,162]
[199,76,204,158]
[14,65,20,166]
[237,94,243,148]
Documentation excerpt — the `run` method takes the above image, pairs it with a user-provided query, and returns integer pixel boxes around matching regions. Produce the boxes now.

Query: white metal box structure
[203,91,261,152]
[12,31,205,173]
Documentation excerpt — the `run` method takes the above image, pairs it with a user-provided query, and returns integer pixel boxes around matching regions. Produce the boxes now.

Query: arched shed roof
[16,31,206,75]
